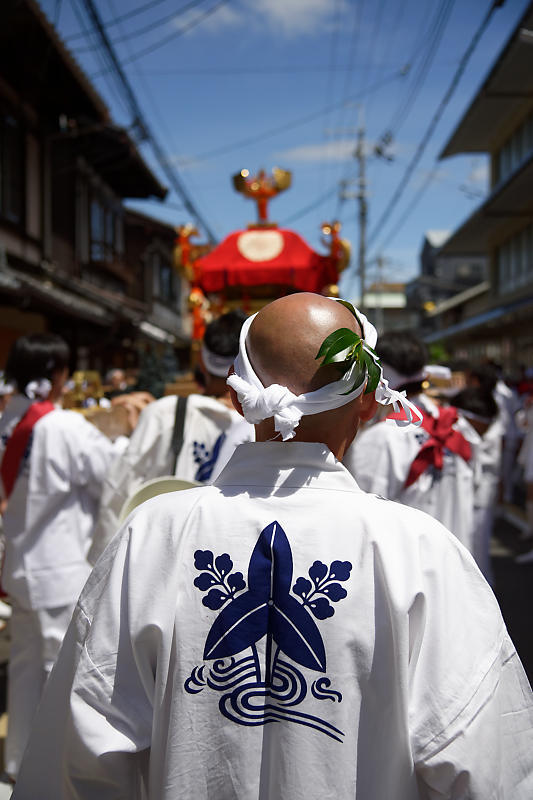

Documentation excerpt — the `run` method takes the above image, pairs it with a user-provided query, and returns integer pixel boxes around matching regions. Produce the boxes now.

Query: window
[497,224,533,293]
[89,187,123,264]
[0,113,24,224]
[150,248,179,305]
[159,261,174,302]
[494,111,533,185]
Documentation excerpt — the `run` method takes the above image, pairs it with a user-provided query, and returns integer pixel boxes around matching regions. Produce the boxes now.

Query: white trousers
[5,602,74,779]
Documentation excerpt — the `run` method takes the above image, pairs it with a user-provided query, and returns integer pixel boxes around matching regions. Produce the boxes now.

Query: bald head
[248,293,362,395]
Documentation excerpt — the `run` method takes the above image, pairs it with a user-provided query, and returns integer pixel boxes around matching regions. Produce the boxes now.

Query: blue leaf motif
[309,560,328,586]
[293,577,312,599]
[307,597,334,620]
[329,560,352,582]
[248,520,293,596]
[227,572,245,592]
[194,550,214,571]
[203,521,327,672]
[202,589,228,610]
[194,573,217,591]
[272,594,326,671]
[322,583,347,602]
[215,553,233,577]
[203,590,268,659]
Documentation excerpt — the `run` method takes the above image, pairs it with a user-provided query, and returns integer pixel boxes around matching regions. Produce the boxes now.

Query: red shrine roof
[195,227,337,294]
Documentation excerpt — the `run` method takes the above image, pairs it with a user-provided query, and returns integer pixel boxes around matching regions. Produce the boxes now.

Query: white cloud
[413,167,449,189]
[250,0,347,36]
[163,153,206,171]
[171,3,242,34]
[172,0,348,38]
[276,139,364,163]
[467,161,489,185]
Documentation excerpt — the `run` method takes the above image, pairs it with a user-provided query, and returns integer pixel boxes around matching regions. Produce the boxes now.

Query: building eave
[426,281,490,317]
[78,125,168,200]
[125,208,176,235]
[438,150,533,255]
[424,293,533,343]
[440,3,533,158]
[0,0,109,122]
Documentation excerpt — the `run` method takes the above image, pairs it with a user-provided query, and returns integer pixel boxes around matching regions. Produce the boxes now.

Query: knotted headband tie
[227,301,422,440]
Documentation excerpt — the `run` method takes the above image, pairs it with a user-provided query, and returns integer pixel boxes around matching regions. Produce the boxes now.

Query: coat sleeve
[66,413,118,501]
[415,635,533,799]
[13,526,155,800]
[88,398,177,564]
[406,522,533,799]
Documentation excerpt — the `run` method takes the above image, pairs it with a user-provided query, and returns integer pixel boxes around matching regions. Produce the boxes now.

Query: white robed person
[89,310,254,564]
[13,295,533,799]
[343,332,503,579]
[0,334,117,782]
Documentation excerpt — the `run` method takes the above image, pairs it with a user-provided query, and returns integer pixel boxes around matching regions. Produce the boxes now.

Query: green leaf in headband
[315,328,361,366]
[315,300,382,395]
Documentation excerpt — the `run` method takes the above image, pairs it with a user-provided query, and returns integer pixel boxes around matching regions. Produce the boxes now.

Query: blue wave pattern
[185,521,352,742]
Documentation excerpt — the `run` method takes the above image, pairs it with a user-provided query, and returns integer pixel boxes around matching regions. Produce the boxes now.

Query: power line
[385,0,456,137]
[361,0,455,220]
[366,0,506,252]
[77,0,217,241]
[53,0,64,25]
[70,0,132,119]
[91,0,231,75]
[359,0,387,115]
[328,0,366,188]
[179,69,405,171]
[77,0,211,53]
[107,0,214,233]
[280,185,339,226]
[137,64,406,75]
[316,0,343,197]
[371,169,439,254]
[377,0,409,81]
[66,0,171,40]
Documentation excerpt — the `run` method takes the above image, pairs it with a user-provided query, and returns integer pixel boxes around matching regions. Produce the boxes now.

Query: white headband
[381,363,427,391]
[201,344,236,378]
[24,378,52,401]
[0,375,14,396]
[227,301,422,440]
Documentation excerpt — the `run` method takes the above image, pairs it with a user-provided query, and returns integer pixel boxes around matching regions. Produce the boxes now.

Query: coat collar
[214,441,362,494]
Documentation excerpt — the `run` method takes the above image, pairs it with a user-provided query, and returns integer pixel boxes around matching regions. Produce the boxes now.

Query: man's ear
[227,367,244,417]
[359,390,378,422]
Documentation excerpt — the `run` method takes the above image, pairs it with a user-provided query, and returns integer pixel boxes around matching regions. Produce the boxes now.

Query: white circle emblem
[237,230,284,262]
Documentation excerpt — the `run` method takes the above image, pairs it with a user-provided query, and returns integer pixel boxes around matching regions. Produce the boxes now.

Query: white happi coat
[0,395,116,610]
[89,393,254,564]
[14,442,533,800]
[344,395,501,555]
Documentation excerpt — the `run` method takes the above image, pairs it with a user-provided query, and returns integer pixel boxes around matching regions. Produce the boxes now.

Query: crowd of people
[0,294,531,797]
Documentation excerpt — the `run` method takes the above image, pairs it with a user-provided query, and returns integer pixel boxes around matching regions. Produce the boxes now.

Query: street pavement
[491,509,533,684]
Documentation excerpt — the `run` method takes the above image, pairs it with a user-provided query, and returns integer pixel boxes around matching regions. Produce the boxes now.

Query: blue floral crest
[185,521,352,742]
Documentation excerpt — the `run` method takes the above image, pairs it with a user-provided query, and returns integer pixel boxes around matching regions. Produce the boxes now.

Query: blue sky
[40,0,531,299]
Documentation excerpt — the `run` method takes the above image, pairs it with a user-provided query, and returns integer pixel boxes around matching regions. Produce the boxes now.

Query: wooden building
[0,0,188,372]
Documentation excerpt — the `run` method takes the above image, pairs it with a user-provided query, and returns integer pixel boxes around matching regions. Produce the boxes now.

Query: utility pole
[336,107,393,308]
[375,254,385,333]
[354,109,367,312]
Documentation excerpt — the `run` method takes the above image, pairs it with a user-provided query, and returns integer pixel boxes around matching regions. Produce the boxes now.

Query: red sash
[387,406,472,489]
[0,401,55,499]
